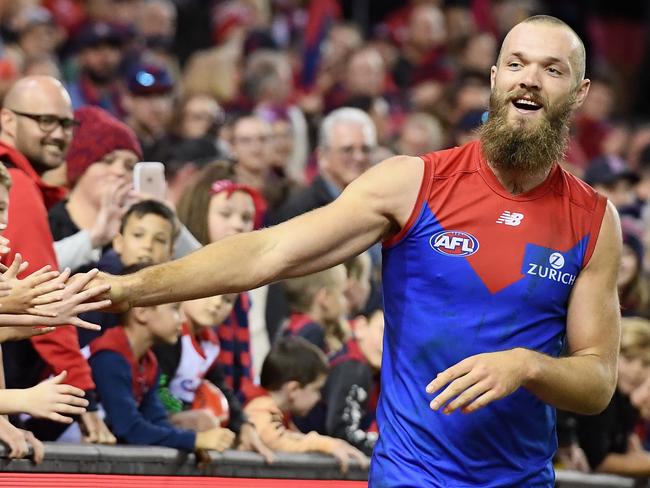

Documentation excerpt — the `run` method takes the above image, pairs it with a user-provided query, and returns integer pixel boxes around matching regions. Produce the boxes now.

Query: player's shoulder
[350,154,424,196]
[421,140,482,177]
[555,166,603,212]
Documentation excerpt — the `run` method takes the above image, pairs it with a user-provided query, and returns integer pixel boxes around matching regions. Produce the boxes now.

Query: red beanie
[66,106,143,186]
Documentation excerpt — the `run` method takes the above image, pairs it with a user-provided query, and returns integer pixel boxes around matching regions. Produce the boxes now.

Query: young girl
[177,163,266,401]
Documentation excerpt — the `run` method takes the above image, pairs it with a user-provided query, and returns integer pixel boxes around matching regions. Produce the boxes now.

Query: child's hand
[0,254,65,316]
[34,269,112,330]
[0,416,44,464]
[22,371,88,423]
[0,326,56,342]
[0,235,11,255]
[331,439,370,473]
[237,422,274,463]
[195,427,236,451]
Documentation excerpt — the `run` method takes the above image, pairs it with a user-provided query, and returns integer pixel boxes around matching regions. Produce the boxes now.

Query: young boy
[244,337,369,472]
[281,265,349,354]
[104,199,178,272]
[155,293,274,461]
[79,199,178,346]
[89,267,235,452]
[321,308,384,456]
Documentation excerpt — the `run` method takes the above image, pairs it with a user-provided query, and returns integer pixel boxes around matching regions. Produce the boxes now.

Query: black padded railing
[0,443,646,487]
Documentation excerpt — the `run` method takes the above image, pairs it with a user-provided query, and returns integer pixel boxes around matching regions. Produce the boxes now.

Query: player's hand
[79,410,116,444]
[23,371,89,423]
[331,439,369,473]
[237,422,274,464]
[195,427,236,451]
[35,268,112,330]
[426,348,529,414]
[81,272,130,313]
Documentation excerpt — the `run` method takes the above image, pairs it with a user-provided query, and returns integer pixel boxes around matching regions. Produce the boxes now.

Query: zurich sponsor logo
[430,230,480,257]
[526,251,576,285]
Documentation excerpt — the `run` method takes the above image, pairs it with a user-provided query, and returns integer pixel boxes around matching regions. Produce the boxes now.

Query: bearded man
[92,15,621,487]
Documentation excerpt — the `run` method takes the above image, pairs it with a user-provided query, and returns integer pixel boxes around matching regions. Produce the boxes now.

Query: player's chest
[412,194,584,295]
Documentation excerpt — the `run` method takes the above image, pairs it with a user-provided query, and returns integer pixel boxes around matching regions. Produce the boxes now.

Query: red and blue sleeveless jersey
[374,140,607,487]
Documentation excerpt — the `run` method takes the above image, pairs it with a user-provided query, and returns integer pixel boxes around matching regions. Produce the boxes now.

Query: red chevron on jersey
[387,140,608,294]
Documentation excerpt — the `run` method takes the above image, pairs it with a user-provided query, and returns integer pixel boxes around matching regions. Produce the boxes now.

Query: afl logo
[430,230,480,257]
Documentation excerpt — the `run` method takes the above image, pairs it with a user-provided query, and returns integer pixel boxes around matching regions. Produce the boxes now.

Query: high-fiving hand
[0,254,64,316]
[33,268,112,330]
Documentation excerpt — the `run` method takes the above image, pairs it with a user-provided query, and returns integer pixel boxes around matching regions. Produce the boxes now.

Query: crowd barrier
[0,443,646,487]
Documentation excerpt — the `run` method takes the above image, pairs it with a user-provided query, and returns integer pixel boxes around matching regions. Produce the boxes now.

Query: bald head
[498,15,586,87]
[4,76,72,114]
[0,76,74,174]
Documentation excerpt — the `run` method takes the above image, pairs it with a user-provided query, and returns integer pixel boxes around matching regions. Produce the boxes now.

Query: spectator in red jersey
[0,75,116,445]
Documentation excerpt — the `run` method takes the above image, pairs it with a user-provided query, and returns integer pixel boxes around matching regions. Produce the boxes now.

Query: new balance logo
[496,211,524,226]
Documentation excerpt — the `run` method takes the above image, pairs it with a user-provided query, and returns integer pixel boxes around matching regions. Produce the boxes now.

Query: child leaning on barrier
[89,265,235,453]
[574,317,650,475]
[155,293,273,461]
[0,161,111,462]
[244,337,369,473]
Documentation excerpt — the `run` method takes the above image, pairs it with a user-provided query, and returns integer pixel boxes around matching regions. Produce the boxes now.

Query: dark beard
[479,89,574,178]
[84,66,118,86]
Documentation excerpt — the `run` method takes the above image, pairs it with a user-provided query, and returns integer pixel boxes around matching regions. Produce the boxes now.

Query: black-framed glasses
[9,110,80,132]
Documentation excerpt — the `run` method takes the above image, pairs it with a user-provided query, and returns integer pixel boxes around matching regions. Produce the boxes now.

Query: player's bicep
[267,156,423,279]
[565,201,621,362]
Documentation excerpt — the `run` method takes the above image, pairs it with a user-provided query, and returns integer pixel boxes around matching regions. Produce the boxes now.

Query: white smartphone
[133,162,166,199]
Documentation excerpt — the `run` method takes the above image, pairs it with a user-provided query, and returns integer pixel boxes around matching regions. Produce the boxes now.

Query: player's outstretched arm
[427,201,621,415]
[102,156,424,309]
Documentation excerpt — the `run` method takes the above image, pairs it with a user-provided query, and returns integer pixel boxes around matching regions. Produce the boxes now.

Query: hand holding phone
[133,162,166,200]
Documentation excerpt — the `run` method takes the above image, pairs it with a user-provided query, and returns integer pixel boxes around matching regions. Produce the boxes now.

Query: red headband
[210,179,267,229]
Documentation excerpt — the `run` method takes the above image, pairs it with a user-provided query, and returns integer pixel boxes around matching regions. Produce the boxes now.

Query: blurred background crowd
[1,0,650,480]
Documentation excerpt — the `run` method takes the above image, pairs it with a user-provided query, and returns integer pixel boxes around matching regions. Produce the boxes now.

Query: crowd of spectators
[0,0,649,479]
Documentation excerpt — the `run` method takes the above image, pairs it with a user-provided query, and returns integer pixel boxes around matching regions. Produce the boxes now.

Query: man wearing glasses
[269,107,376,225]
[0,75,116,453]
